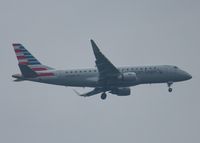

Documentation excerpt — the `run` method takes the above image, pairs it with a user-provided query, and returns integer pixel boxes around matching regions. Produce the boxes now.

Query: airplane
[12,40,192,100]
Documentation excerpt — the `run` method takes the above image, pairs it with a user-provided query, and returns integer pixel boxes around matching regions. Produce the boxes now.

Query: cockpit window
[174,66,178,69]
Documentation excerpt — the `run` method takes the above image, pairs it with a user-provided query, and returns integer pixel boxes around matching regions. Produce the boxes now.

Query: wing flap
[73,88,104,97]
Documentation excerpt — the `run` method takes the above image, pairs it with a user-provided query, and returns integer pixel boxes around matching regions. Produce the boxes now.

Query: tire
[168,88,172,92]
[101,93,107,100]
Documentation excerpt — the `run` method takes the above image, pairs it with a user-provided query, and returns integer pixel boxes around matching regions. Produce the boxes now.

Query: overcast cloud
[0,0,199,143]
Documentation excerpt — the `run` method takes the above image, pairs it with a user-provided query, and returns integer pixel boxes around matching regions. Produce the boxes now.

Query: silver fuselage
[21,65,191,88]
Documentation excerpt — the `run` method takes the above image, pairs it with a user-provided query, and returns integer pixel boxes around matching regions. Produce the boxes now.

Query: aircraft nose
[183,71,192,80]
[187,73,192,80]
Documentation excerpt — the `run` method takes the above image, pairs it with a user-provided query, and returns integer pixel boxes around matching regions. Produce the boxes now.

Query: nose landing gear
[167,82,173,92]
[101,92,107,100]
[168,87,172,92]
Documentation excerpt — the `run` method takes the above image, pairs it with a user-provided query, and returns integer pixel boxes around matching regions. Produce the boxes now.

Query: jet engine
[118,72,137,82]
[110,87,131,96]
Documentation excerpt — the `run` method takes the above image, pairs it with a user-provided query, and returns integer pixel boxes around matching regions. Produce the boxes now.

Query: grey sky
[0,0,199,143]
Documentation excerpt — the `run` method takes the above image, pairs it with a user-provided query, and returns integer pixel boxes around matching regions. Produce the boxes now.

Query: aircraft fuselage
[15,65,191,88]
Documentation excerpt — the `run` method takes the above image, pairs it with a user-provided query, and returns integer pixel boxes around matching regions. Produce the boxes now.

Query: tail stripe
[17,56,26,59]
[20,49,28,52]
[38,73,55,76]
[31,67,48,71]
[28,61,40,65]
[26,56,34,58]
[13,43,21,46]
[19,62,28,65]
[25,63,41,65]
[23,53,31,56]
[13,43,41,65]
[15,49,21,53]
[28,59,38,62]
[13,43,54,72]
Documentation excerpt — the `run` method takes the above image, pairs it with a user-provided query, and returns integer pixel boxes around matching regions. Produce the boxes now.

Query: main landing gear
[167,82,173,92]
[101,92,107,100]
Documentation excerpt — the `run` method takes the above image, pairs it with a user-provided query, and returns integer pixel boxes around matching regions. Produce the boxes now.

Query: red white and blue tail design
[13,43,53,71]
[13,43,41,65]
[13,43,55,78]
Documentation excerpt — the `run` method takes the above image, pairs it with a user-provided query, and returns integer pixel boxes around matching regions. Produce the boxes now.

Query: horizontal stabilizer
[73,88,104,97]
[18,64,38,78]
[13,79,25,82]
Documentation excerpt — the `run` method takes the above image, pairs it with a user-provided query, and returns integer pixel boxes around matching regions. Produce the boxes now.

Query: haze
[0,0,199,143]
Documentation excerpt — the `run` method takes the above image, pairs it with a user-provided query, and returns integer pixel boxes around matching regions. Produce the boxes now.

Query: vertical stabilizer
[13,43,54,77]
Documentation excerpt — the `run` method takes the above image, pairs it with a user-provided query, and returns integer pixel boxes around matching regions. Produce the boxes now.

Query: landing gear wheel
[167,82,173,93]
[168,87,172,92]
[101,93,107,100]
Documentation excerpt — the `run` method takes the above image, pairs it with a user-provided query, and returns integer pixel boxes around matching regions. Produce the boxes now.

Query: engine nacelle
[118,72,137,82]
[110,87,131,96]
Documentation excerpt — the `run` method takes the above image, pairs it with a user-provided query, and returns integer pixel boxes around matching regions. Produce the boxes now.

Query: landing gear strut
[167,82,173,92]
[101,92,107,100]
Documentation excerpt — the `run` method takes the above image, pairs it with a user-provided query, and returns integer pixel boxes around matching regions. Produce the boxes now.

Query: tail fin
[18,64,38,78]
[12,43,54,73]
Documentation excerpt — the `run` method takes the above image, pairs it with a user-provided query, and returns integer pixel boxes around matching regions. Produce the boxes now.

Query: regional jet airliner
[12,40,192,100]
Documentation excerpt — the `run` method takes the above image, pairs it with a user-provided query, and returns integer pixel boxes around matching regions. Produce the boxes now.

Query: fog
[0,0,199,143]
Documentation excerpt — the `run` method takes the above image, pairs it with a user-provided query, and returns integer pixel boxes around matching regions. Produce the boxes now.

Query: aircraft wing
[90,40,121,81]
[73,88,104,97]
